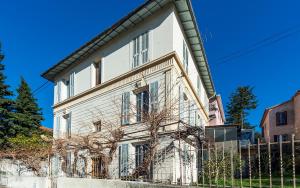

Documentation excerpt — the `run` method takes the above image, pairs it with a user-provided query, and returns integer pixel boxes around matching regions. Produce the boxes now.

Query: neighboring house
[42,0,215,184]
[240,128,255,147]
[260,91,300,143]
[205,125,239,148]
[208,94,225,126]
[205,125,255,150]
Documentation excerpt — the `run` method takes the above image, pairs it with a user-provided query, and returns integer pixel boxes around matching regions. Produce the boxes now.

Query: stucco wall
[53,4,175,104]
[293,94,300,140]
[208,96,224,126]
[267,101,294,142]
[172,10,208,113]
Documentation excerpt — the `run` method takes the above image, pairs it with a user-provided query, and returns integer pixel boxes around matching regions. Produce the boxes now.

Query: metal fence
[198,135,300,188]
[55,134,299,188]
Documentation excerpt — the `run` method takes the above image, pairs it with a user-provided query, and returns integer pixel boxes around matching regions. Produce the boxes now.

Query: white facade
[44,0,214,185]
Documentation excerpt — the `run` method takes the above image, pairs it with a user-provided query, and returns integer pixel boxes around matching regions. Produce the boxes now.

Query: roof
[260,90,300,127]
[41,0,215,97]
[206,124,240,129]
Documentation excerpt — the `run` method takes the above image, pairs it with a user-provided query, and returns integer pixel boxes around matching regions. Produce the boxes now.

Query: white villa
[42,0,215,185]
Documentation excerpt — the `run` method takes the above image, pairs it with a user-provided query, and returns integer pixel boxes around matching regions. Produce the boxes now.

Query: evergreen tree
[0,43,16,145]
[226,86,258,128]
[15,77,44,135]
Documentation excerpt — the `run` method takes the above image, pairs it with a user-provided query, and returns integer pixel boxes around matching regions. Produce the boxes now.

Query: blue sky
[0,0,299,130]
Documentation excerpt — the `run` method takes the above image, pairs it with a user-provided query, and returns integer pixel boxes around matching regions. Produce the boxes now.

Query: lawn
[197,176,300,187]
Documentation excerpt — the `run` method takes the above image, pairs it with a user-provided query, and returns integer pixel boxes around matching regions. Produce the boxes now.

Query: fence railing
[198,134,299,188]
[54,134,299,188]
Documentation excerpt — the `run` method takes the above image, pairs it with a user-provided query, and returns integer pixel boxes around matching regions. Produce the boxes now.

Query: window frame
[119,144,129,177]
[132,31,149,68]
[135,143,149,175]
[150,81,158,113]
[55,116,61,138]
[132,36,140,68]
[94,61,102,85]
[66,151,72,177]
[141,32,149,64]
[57,81,61,103]
[121,92,130,125]
[66,113,72,138]
[276,111,287,126]
[136,90,149,122]
[183,41,189,74]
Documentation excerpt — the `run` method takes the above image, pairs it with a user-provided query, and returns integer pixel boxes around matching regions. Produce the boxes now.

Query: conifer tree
[0,43,16,145]
[226,86,258,128]
[15,77,44,135]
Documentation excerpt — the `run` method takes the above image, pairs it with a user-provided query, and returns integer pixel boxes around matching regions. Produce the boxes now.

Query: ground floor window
[119,144,129,177]
[92,156,103,178]
[135,144,149,168]
[274,134,288,142]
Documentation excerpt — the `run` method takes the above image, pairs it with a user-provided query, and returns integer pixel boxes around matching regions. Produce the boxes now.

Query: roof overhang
[42,0,215,97]
[173,0,215,97]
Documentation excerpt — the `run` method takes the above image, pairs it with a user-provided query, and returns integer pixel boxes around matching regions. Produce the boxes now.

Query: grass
[197,176,300,188]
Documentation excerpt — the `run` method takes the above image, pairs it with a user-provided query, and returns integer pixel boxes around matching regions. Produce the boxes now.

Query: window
[77,157,86,178]
[94,61,102,85]
[52,155,59,176]
[183,41,189,73]
[150,81,158,113]
[65,113,72,138]
[135,144,149,172]
[183,144,190,165]
[276,111,287,126]
[56,81,61,103]
[132,31,149,68]
[136,91,149,122]
[55,116,61,138]
[92,157,103,178]
[274,134,288,142]
[197,114,201,126]
[66,151,72,177]
[65,73,74,99]
[165,70,171,108]
[65,80,70,98]
[282,134,288,141]
[188,102,196,126]
[121,92,130,125]
[93,120,101,132]
[141,32,149,64]
[69,72,75,97]
[133,36,140,68]
[273,135,278,142]
[119,144,128,177]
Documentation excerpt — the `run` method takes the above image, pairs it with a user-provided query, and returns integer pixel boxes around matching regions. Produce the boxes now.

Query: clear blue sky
[1,0,299,130]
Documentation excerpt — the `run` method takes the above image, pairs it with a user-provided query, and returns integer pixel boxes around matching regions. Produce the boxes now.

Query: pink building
[209,95,226,126]
[260,91,300,142]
